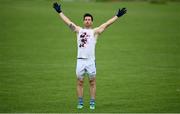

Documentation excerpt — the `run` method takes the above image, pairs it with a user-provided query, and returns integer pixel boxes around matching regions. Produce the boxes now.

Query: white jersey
[77,28,97,60]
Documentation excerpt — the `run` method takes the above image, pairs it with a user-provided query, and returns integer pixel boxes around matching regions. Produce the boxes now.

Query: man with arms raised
[53,2,127,110]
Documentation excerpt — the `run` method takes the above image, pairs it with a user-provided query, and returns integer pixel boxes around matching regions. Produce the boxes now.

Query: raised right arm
[94,8,127,35]
[53,2,81,33]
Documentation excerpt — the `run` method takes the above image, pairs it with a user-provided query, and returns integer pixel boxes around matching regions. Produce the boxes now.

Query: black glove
[53,2,62,13]
[116,8,127,17]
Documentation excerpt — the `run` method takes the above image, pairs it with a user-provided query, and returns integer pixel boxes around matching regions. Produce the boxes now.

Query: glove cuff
[58,10,62,13]
[116,14,120,17]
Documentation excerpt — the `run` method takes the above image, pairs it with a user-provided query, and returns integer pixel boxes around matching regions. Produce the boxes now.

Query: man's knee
[89,78,96,86]
[77,79,84,86]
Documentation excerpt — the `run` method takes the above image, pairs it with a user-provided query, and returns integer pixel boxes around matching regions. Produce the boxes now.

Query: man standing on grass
[53,2,127,110]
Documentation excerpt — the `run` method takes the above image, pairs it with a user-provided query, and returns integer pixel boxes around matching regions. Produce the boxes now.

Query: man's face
[83,16,93,28]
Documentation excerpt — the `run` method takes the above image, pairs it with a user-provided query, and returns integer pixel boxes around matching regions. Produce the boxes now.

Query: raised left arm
[94,8,127,35]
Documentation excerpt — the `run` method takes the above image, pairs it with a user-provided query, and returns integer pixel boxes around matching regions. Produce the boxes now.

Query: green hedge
[95,0,179,2]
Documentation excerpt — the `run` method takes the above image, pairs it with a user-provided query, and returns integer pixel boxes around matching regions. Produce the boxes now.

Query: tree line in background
[95,0,179,3]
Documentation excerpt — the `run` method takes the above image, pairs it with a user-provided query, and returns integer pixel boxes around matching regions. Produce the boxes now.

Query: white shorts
[76,58,96,79]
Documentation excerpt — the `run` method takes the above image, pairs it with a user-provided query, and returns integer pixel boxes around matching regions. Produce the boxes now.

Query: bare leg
[77,78,84,109]
[77,78,84,98]
[89,77,96,109]
[89,77,96,99]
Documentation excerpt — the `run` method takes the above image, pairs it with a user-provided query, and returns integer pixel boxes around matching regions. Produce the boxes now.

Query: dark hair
[83,13,93,21]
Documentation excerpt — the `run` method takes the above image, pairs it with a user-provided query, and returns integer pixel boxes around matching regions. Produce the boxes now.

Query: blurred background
[0,0,180,113]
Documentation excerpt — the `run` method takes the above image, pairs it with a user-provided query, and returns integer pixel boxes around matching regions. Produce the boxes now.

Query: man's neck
[84,26,92,29]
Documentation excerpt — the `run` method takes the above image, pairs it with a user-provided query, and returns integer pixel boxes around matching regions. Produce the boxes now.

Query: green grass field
[0,0,180,113]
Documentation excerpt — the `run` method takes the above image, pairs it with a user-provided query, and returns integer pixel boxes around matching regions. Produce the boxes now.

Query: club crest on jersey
[79,32,90,48]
